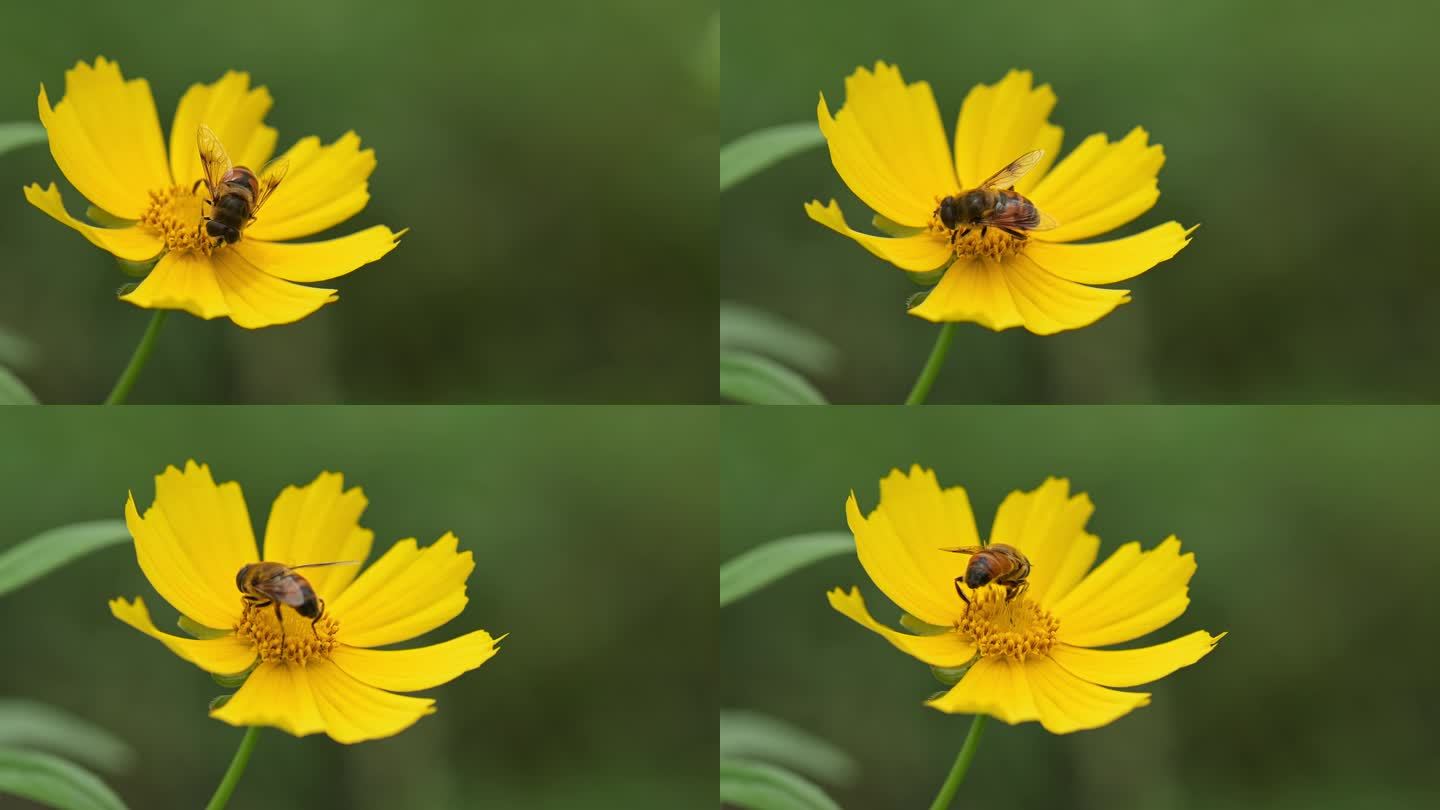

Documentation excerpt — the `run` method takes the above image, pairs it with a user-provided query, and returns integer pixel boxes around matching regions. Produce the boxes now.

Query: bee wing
[1027,208,1059,231]
[252,572,308,608]
[287,560,360,570]
[977,149,1045,190]
[940,546,985,555]
[248,158,289,220]
[980,203,1060,232]
[196,125,232,193]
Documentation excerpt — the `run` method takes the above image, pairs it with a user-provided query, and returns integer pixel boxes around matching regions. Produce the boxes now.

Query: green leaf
[720,350,827,405]
[720,758,842,810]
[0,747,128,810]
[720,532,852,607]
[0,123,45,157]
[719,711,856,786]
[0,366,39,405]
[211,661,257,689]
[0,520,130,598]
[0,326,35,371]
[0,702,135,774]
[719,302,839,377]
[720,122,823,191]
[177,614,232,640]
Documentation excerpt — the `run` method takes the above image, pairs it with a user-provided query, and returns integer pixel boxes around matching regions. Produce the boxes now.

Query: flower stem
[904,322,956,405]
[204,726,260,810]
[927,714,986,810]
[103,309,168,405]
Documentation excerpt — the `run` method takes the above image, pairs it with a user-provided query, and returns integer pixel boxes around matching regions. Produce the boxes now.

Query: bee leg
[999,227,1026,240]
[273,601,286,645]
[191,179,205,194]
[958,228,971,239]
[981,226,989,238]
[310,598,326,638]
[953,578,970,605]
[1006,581,1029,602]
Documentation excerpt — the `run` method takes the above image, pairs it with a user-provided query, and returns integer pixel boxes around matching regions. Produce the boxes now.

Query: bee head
[937,196,961,229]
[235,564,250,593]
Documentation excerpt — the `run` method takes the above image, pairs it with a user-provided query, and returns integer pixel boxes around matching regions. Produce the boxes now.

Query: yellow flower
[109,462,501,743]
[806,64,1193,334]
[24,57,403,329]
[828,467,1222,733]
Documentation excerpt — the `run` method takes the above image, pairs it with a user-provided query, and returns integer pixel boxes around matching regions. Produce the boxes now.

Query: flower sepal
[872,213,926,239]
[177,614,231,640]
[930,656,979,687]
[899,612,950,636]
[208,694,232,711]
[85,205,133,228]
[117,255,160,278]
[212,660,258,689]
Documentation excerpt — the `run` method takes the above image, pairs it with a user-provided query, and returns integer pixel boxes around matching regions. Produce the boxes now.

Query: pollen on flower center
[956,586,1059,660]
[930,218,1027,262]
[235,600,339,665]
[138,186,213,257]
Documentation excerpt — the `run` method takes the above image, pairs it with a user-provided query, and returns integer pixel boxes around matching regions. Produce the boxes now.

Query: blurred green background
[0,407,714,809]
[722,407,1440,808]
[0,0,715,403]
[722,0,1440,403]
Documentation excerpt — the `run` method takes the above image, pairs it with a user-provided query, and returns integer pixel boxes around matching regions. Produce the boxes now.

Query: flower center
[235,601,340,665]
[956,586,1059,660]
[139,186,214,257]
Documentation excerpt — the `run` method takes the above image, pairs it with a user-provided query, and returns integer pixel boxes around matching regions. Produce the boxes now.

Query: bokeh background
[722,0,1440,403]
[0,0,716,403]
[722,407,1440,808]
[0,407,714,809]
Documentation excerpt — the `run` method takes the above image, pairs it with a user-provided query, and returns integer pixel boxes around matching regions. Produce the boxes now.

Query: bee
[935,149,1058,242]
[234,561,358,640]
[941,543,1031,605]
[195,124,287,247]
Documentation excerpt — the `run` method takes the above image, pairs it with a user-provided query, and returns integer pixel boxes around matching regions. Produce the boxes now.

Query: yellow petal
[244,133,375,242]
[260,472,373,600]
[125,462,260,629]
[826,587,975,668]
[847,466,983,626]
[1051,536,1196,648]
[925,655,1039,725]
[987,478,1099,609]
[119,250,230,321]
[330,629,503,692]
[329,534,474,648]
[169,71,277,192]
[1025,222,1194,285]
[109,596,256,674]
[1000,252,1130,335]
[210,661,325,738]
[23,183,163,261]
[1028,128,1164,243]
[803,200,951,272]
[817,63,956,227]
[952,70,1063,193]
[36,57,168,219]
[212,659,434,743]
[907,257,1025,330]
[1025,654,1150,734]
[1048,631,1225,688]
[209,249,337,329]
[233,226,402,283]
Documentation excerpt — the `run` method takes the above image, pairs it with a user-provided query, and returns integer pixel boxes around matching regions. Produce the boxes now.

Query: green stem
[927,714,986,810]
[103,309,168,405]
[204,726,260,810]
[904,322,956,405]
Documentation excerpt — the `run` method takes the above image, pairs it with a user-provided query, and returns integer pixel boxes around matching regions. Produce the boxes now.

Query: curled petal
[245,133,376,242]
[817,62,956,227]
[1052,536,1197,648]
[907,257,1025,330]
[233,226,403,283]
[329,534,474,648]
[988,478,1100,609]
[827,587,976,668]
[36,57,168,219]
[952,70,1063,193]
[1028,128,1165,243]
[1048,631,1225,688]
[1024,222,1195,286]
[24,183,162,262]
[804,200,951,272]
[169,71,277,191]
[261,472,373,600]
[330,629,503,692]
[109,596,256,675]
